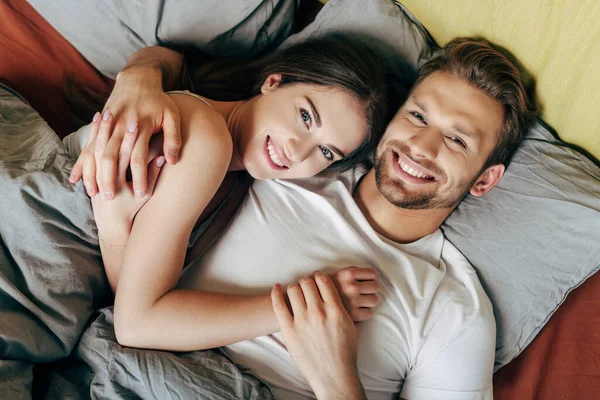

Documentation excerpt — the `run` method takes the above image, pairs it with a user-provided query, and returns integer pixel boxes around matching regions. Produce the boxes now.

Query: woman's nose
[286,136,314,164]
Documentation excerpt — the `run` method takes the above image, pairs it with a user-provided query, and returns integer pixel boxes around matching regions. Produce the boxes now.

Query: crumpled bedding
[0,85,272,399]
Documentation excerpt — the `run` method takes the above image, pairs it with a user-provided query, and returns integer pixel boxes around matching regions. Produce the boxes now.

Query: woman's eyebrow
[304,96,322,128]
[328,144,345,158]
[304,95,343,158]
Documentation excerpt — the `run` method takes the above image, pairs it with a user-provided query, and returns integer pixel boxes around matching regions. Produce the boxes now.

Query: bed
[1,0,599,398]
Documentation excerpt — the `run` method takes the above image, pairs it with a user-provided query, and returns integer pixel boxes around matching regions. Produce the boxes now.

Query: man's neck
[353,169,453,244]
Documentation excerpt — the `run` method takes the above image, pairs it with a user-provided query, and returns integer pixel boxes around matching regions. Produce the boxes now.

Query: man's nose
[407,127,441,160]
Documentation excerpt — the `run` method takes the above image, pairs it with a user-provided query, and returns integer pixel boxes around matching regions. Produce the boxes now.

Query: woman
[69,37,389,351]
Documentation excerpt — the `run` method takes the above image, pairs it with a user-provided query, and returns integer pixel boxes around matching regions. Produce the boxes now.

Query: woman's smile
[264,136,290,170]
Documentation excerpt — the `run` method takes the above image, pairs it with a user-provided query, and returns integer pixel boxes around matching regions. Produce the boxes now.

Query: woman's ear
[261,74,282,94]
[469,164,505,197]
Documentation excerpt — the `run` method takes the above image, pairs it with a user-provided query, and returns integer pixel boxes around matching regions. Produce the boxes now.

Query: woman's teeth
[398,158,432,179]
[267,139,286,167]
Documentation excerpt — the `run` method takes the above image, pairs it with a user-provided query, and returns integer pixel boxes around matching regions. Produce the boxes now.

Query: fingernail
[135,190,144,198]
[169,150,179,161]
[102,110,110,121]
[69,171,76,182]
[156,156,165,167]
[92,112,100,122]
[128,122,137,133]
[85,185,92,197]
[104,191,114,200]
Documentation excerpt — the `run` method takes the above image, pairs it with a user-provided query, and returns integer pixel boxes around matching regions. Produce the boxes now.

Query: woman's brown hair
[70,36,395,172]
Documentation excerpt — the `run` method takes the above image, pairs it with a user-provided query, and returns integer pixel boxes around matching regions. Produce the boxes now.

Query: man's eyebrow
[452,122,481,143]
[305,96,322,128]
[412,96,480,143]
[411,97,428,113]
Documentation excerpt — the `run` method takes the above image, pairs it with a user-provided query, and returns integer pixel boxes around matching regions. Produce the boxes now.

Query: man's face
[374,71,505,209]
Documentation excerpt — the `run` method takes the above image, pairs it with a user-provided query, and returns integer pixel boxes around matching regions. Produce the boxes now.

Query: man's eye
[410,112,426,124]
[449,136,467,149]
[300,108,312,128]
[319,146,334,162]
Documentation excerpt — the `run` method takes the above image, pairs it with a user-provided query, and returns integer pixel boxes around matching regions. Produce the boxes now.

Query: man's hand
[326,266,380,322]
[272,272,367,400]
[70,64,181,199]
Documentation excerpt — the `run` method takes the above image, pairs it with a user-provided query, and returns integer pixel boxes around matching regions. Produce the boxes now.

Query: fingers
[69,161,84,184]
[351,308,373,322]
[69,112,101,185]
[312,272,345,309]
[298,278,322,310]
[271,283,293,329]
[130,128,152,197]
[356,294,379,308]
[162,107,182,164]
[339,266,378,282]
[100,126,129,195]
[145,156,165,196]
[94,111,112,160]
[81,148,97,197]
[356,280,380,294]
[117,123,138,180]
[287,283,307,316]
[95,111,119,199]
[78,112,102,196]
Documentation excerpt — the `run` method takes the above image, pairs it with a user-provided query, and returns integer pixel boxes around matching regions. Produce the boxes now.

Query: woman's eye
[300,108,312,128]
[410,112,426,124]
[319,146,334,162]
[448,136,467,149]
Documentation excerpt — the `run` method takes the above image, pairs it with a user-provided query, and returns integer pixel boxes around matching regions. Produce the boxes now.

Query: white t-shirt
[178,167,496,399]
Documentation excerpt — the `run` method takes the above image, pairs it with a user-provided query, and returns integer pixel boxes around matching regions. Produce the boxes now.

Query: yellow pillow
[318,0,600,160]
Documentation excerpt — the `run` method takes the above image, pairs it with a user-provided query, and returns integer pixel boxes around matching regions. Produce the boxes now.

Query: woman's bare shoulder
[168,92,232,154]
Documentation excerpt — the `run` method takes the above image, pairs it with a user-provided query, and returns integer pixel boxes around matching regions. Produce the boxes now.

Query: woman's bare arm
[111,93,281,350]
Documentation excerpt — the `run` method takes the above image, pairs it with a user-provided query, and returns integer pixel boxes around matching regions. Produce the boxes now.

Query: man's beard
[374,141,475,210]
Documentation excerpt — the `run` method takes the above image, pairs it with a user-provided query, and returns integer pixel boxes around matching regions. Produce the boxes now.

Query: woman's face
[238,75,368,180]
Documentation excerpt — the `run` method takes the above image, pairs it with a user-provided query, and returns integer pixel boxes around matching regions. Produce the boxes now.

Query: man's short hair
[414,38,538,167]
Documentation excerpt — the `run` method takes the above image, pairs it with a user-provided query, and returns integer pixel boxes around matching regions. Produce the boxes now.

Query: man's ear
[469,164,505,197]
[261,74,282,94]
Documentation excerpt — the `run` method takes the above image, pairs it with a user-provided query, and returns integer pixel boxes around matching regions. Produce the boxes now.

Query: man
[71,38,535,398]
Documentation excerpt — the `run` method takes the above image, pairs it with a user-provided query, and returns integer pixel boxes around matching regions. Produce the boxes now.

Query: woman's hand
[70,65,181,200]
[325,266,380,322]
[272,273,367,400]
[89,113,165,246]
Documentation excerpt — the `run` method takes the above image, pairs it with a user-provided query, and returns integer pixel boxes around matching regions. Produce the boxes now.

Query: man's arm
[116,45,183,92]
[271,273,368,400]
[70,46,184,199]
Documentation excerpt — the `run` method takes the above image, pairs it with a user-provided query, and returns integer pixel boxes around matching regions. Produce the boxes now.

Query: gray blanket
[0,85,272,399]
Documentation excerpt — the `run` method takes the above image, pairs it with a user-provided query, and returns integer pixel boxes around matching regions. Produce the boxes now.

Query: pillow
[27,0,297,79]
[282,0,435,81]
[282,0,600,369]
[442,123,600,369]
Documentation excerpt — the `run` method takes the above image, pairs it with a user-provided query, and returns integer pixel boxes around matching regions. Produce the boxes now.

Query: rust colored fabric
[0,0,113,137]
[494,270,600,399]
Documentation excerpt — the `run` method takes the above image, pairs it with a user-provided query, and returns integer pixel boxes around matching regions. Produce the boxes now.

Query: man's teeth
[267,139,286,167]
[398,159,431,179]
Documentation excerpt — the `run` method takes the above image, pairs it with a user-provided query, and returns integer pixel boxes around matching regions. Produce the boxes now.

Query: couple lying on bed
[65,36,535,399]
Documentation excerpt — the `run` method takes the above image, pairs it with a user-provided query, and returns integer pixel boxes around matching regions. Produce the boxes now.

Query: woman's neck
[201,97,253,172]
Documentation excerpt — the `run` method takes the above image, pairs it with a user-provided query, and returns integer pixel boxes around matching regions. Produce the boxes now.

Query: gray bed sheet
[0,85,272,399]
